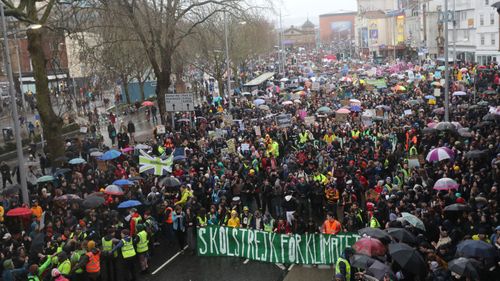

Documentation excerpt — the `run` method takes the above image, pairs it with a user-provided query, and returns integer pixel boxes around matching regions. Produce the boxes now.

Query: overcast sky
[276,0,358,27]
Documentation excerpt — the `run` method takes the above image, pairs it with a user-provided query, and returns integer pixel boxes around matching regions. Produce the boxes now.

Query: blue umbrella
[118,200,142,209]
[69,158,86,165]
[99,149,122,161]
[113,179,134,186]
[350,105,362,112]
[424,95,436,100]
[253,99,265,106]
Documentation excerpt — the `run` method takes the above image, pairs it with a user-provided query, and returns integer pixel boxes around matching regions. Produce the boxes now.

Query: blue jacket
[172,212,185,232]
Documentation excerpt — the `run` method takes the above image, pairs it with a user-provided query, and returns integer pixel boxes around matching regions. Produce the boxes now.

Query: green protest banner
[197,226,360,264]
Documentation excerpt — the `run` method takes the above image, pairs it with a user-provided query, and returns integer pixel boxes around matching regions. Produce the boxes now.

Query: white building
[474,0,500,64]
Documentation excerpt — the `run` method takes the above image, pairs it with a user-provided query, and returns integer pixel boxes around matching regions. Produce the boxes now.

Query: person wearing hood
[335,247,354,281]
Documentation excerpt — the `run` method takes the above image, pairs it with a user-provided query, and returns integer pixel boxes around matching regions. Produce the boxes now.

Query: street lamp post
[444,0,450,122]
[223,11,232,109]
[0,4,29,205]
[13,32,25,110]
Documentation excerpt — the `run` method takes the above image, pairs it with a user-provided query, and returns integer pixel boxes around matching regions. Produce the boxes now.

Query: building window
[480,14,484,26]
[491,13,495,25]
[492,33,496,45]
[481,34,485,45]
[485,0,489,5]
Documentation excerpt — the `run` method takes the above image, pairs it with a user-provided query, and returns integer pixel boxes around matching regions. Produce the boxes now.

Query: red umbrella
[6,207,32,217]
[353,237,386,257]
[142,101,154,106]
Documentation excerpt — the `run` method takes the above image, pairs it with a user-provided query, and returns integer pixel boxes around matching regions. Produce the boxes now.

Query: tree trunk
[155,70,170,125]
[27,29,65,159]
[138,78,146,101]
[121,76,131,104]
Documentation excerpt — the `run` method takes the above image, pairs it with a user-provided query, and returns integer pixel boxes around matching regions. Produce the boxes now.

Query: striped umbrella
[426,147,454,162]
[433,177,459,191]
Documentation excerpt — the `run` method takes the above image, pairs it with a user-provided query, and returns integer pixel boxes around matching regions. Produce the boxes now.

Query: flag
[139,150,173,175]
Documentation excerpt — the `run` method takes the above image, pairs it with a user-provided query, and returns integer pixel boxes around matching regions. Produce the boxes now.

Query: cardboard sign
[226,139,236,154]
[80,127,88,133]
[215,129,225,139]
[241,143,250,151]
[404,109,413,116]
[254,126,261,136]
[434,88,441,97]
[304,116,316,126]
[156,125,166,134]
[223,115,233,126]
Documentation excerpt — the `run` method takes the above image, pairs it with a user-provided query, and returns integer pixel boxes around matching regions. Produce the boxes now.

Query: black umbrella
[456,240,497,259]
[2,184,20,196]
[448,257,480,279]
[350,254,376,270]
[358,227,392,243]
[444,203,470,212]
[159,176,181,187]
[388,243,426,276]
[464,150,487,159]
[82,196,105,209]
[54,156,69,162]
[482,113,498,121]
[54,168,72,177]
[386,228,417,245]
[422,127,438,134]
[366,260,394,280]
[129,176,144,181]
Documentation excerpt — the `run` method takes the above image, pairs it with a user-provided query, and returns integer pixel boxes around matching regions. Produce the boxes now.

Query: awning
[244,72,275,87]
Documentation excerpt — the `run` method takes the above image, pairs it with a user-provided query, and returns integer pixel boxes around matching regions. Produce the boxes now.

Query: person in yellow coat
[0,204,4,223]
[227,210,240,228]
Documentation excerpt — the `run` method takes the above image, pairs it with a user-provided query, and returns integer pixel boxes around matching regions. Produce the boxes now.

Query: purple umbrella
[433,177,459,190]
[426,147,454,162]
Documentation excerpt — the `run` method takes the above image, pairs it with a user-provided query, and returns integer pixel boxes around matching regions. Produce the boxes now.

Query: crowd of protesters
[0,51,498,281]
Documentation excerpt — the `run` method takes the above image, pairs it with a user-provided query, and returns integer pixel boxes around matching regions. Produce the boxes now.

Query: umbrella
[54,194,82,201]
[435,122,457,131]
[431,81,442,87]
[135,144,151,150]
[474,196,488,208]
[483,90,497,95]
[477,100,489,106]
[121,147,134,153]
[386,228,417,244]
[444,203,470,212]
[350,105,362,112]
[352,237,386,257]
[448,257,480,280]
[457,128,473,138]
[253,99,265,106]
[2,184,20,196]
[422,127,438,134]
[424,95,436,100]
[129,176,144,181]
[366,260,394,281]
[349,98,361,104]
[350,254,376,270]
[453,91,467,96]
[104,184,124,195]
[142,101,154,106]
[259,105,270,111]
[433,177,459,190]
[388,243,426,276]
[293,99,301,104]
[433,107,445,114]
[54,156,69,162]
[159,176,181,187]
[460,67,468,72]
[69,158,86,165]
[53,168,71,177]
[358,227,392,243]
[400,212,426,231]
[407,99,420,105]
[426,147,454,162]
[282,101,293,105]
[317,106,333,113]
[99,150,122,161]
[90,151,103,157]
[112,179,134,186]
[6,207,32,217]
[456,240,497,258]
[464,149,487,159]
[241,92,252,96]
[336,108,350,114]
[37,175,55,184]
[176,119,191,123]
[118,200,142,209]
[375,105,391,111]
[482,113,499,121]
[82,196,105,209]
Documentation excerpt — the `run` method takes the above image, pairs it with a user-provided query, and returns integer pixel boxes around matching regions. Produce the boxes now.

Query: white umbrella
[349,98,361,104]
[452,91,467,97]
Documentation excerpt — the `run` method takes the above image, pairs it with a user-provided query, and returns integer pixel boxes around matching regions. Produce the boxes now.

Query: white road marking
[275,263,286,270]
[243,258,250,264]
[288,264,295,271]
[151,245,188,275]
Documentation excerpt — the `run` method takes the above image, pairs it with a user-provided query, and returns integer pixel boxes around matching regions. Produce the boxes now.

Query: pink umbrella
[427,122,438,128]
[433,178,459,190]
[121,147,134,153]
[142,101,154,107]
[426,147,454,162]
[336,108,350,114]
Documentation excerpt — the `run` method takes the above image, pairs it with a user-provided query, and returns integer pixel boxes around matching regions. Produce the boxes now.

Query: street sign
[165,93,194,112]
[276,114,292,128]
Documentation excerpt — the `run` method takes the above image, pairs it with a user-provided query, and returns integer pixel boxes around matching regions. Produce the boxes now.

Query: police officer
[101,228,118,281]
